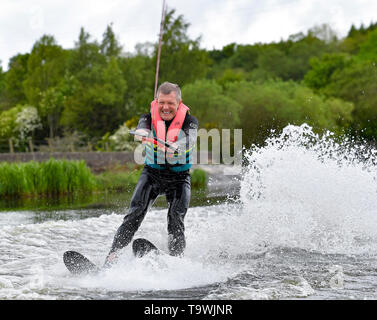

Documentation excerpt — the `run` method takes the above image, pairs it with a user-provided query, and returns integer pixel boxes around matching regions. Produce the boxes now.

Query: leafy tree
[14,106,42,148]
[39,86,65,138]
[324,60,377,140]
[61,28,127,137]
[303,53,352,91]
[258,27,335,81]
[307,24,339,44]
[0,106,22,142]
[341,22,377,54]
[225,80,354,146]
[155,8,210,87]
[255,45,289,80]
[23,35,68,106]
[1,9,376,149]
[119,48,154,118]
[0,105,42,151]
[67,27,106,84]
[215,68,245,88]
[61,57,127,137]
[3,53,29,107]
[100,23,123,58]
[212,24,338,83]
[108,123,137,151]
[209,43,237,64]
[356,29,377,62]
[0,63,5,109]
[303,26,377,140]
[182,79,242,129]
[228,44,261,72]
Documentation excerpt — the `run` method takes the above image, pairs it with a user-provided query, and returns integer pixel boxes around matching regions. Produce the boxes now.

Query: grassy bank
[0,159,208,198]
[95,165,143,192]
[190,167,209,189]
[96,166,209,192]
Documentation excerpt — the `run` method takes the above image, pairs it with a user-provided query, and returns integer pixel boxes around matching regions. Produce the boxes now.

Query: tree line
[0,8,376,153]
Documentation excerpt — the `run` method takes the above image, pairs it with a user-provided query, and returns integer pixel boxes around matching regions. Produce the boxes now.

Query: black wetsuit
[106,113,198,260]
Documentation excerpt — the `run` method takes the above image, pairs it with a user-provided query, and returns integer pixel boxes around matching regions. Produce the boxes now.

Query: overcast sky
[1,0,377,70]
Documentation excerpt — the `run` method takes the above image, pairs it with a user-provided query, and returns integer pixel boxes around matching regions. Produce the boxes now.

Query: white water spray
[238,124,377,254]
[1,123,377,299]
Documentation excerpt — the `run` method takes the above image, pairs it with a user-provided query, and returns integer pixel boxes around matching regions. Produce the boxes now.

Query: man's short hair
[156,82,181,102]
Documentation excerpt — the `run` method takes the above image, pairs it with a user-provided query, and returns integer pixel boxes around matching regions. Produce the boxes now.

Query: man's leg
[166,175,191,256]
[104,168,159,265]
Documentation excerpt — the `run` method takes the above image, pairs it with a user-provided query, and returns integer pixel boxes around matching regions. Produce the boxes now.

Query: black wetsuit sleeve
[136,114,151,131]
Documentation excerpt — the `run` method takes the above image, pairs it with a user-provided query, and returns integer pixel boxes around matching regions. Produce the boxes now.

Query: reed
[0,159,97,197]
[0,162,27,196]
[0,160,209,198]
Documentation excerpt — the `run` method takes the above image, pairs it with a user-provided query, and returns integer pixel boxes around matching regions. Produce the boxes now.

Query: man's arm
[133,114,151,142]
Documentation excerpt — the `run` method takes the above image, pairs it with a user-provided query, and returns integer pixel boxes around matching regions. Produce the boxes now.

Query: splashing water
[238,123,377,254]
[1,123,377,299]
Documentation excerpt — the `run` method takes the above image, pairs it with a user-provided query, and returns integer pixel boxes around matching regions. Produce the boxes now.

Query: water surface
[1,124,377,300]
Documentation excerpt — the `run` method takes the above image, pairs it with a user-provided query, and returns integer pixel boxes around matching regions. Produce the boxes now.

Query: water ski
[64,239,162,274]
[63,251,100,275]
[132,238,160,258]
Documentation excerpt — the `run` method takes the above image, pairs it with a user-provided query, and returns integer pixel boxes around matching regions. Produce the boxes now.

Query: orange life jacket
[150,99,189,143]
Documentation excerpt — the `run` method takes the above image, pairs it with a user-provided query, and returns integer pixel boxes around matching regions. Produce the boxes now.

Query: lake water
[1,124,377,300]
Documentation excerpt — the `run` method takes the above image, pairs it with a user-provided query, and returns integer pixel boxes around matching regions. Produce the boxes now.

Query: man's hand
[166,142,180,157]
[132,129,150,142]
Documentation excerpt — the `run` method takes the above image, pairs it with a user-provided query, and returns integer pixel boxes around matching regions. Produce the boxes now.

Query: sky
[1,0,377,70]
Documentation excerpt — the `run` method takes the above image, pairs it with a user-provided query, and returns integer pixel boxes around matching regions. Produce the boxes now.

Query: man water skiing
[104,82,198,266]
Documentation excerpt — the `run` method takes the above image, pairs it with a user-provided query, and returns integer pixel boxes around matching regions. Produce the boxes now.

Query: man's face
[157,91,180,121]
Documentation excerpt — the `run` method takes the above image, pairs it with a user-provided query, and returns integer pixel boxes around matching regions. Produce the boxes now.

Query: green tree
[14,105,42,149]
[225,80,353,146]
[212,24,338,83]
[216,68,245,88]
[324,60,377,139]
[255,45,289,80]
[340,22,377,54]
[67,27,106,83]
[119,50,154,119]
[303,53,352,91]
[182,79,242,129]
[3,53,29,107]
[39,86,65,138]
[0,105,42,151]
[209,43,236,63]
[256,27,335,81]
[206,43,239,80]
[155,8,210,87]
[61,27,127,137]
[100,23,123,58]
[356,28,377,62]
[228,44,261,72]
[23,35,68,106]
[0,62,5,110]
[62,57,127,137]
[0,106,22,142]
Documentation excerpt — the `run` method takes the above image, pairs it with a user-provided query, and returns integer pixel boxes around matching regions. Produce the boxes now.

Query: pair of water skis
[63,238,160,275]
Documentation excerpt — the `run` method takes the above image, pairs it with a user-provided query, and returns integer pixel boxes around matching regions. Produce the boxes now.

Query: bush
[190,168,208,189]
[225,80,354,146]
